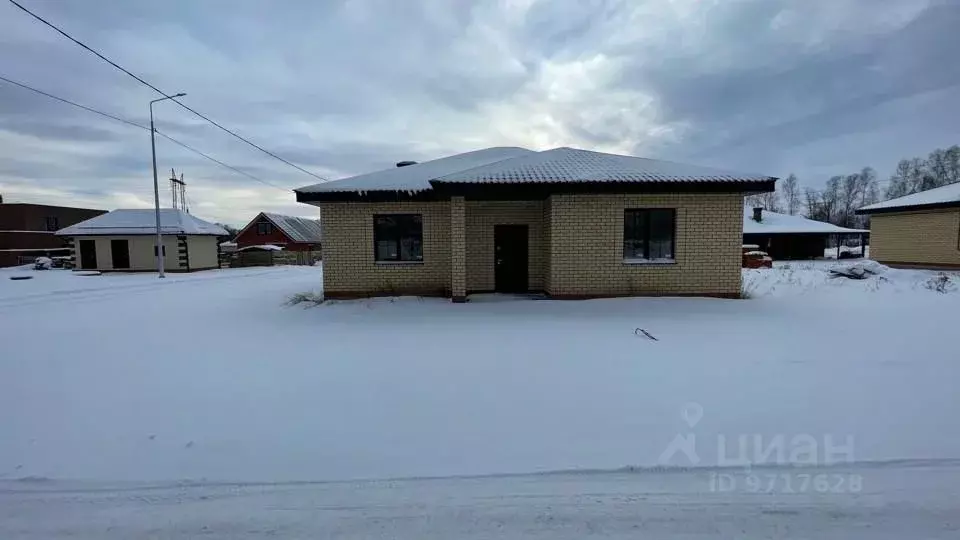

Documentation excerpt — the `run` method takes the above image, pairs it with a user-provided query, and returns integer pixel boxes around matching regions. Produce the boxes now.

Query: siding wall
[868,209,960,267]
[77,235,180,271]
[187,236,220,269]
[464,200,544,292]
[319,201,451,297]
[234,217,292,248]
[73,235,218,271]
[546,193,743,297]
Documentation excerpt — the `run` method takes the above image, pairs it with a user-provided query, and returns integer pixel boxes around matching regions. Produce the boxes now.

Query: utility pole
[170,169,187,212]
[149,93,186,279]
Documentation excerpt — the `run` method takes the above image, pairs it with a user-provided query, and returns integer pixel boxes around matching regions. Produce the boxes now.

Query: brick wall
[319,193,744,299]
[451,197,466,300]
[543,198,552,293]
[546,193,743,297]
[464,200,544,292]
[319,201,451,297]
[868,209,960,267]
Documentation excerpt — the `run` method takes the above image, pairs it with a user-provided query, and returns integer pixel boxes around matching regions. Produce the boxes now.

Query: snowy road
[3,461,959,539]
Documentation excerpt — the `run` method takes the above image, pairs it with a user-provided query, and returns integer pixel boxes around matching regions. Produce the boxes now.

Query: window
[624,209,676,261]
[374,214,423,262]
[256,221,273,235]
[45,216,59,231]
[153,245,166,257]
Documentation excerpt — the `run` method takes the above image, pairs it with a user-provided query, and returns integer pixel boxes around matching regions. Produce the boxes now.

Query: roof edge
[297,179,775,202]
[856,200,960,215]
[56,231,225,237]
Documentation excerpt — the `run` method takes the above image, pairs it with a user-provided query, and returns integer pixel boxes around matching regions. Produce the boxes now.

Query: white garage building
[56,209,227,272]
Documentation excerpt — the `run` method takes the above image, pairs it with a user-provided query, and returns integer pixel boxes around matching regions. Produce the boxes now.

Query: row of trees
[746,145,960,228]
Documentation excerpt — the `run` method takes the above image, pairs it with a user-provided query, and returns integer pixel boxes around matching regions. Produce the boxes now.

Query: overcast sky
[1,0,958,226]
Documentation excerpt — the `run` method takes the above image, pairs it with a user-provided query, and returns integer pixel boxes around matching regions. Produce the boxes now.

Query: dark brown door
[79,239,97,269]
[494,225,528,293]
[110,239,130,269]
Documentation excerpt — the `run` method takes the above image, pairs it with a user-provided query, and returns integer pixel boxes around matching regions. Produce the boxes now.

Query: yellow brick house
[296,147,775,301]
[857,182,960,269]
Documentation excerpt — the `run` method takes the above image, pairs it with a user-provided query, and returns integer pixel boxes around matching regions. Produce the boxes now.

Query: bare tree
[780,174,801,215]
[805,187,827,222]
[885,149,960,200]
[745,190,782,213]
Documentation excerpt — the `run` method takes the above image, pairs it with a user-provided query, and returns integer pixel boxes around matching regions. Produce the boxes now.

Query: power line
[7,0,328,184]
[0,74,289,191]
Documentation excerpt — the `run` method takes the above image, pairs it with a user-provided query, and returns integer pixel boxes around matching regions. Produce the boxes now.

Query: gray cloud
[1,0,957,225]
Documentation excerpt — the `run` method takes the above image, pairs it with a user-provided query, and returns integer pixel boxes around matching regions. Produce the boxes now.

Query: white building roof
[858,182,960,213]
[56,209,228,236]
[744,208,867,234]
[259,213,323,243]
[295,146,772,193]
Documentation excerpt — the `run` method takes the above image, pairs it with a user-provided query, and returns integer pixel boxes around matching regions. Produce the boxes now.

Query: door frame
[494,224,529,293]
[78,239,97,269]
[110,239,130,269]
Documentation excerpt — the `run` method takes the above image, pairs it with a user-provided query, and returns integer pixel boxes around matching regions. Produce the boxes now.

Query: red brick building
[234,212,322,252]
[0,201,106,267]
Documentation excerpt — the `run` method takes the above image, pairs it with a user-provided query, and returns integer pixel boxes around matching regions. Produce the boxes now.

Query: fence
[227,250,321,268]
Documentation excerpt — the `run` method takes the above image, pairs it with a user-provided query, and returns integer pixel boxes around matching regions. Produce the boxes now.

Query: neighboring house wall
[320,201,451,297]
[0,204,103,231]
[74,235,182,271]
[0,231,64,250]
[545,193,743,298]
[465,200,545,292]
[0,204,105,267]
[187,236,220,269]
[868,209,960,268]
[235,217,292,248]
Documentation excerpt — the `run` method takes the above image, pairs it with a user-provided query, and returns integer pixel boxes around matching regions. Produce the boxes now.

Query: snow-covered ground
[2,263,959,538]
[3,462,959,539]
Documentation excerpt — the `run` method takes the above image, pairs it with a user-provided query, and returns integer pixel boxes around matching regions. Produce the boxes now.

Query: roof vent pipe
[396,160,417,168]
[752,207,763,222]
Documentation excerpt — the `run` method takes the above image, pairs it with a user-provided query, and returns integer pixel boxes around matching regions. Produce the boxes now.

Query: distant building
[234,212,322,253]
[0,201,106,267]
[743,207,867,260]
[857,183,960,269]
[56,209,227,272]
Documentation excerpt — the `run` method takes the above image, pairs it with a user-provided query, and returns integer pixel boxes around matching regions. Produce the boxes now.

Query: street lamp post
[149,93,186,278]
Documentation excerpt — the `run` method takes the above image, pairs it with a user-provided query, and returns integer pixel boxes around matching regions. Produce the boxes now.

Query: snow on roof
[744,208,867,234]
[858,182,960,213]
[295,147,534,193]
[436,147,774,184]
[261,213,323,243]
[295,146,773,193]
[238,244,283,252]
[55,209,228,236]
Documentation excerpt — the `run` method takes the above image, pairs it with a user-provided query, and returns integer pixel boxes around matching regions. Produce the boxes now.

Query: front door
[79,239,97,269]
[110,239,130,269]
[494,225,528,293]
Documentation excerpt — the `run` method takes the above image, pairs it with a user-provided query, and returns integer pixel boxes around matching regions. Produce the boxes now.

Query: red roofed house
[234,212,323,253]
